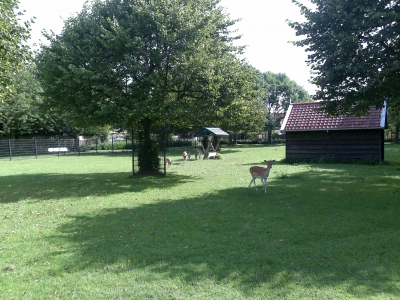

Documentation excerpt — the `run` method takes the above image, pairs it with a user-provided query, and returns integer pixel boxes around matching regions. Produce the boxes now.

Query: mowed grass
[1,144,400,299]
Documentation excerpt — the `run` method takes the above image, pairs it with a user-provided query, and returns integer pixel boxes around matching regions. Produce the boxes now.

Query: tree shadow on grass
[46,171,400,298]
[0,172,198,203]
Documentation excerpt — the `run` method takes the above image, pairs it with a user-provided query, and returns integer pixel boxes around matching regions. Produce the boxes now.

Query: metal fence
[0,138,134,160]
[0,138,80,160]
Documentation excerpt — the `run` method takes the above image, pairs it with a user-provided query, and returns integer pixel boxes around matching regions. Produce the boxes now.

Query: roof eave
[284,127,385,132]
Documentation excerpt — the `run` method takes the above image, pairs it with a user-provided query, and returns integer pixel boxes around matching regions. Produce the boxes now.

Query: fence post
[57,138,60,157]
[163,130,167,176]
[34,138,38,159]
[8,139,12,161]
[96,137,98,154]
[131,130,135,176]
[112,136,114,153]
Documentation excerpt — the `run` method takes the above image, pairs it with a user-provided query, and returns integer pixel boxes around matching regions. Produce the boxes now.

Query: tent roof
[194,127,229,137]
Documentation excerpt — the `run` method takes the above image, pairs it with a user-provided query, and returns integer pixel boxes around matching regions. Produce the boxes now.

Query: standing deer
[248,160,275,193]
[195,149,202,160]
[182,151,188,163]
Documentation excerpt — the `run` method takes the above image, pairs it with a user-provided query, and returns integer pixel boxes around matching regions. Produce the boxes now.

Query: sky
[18,0,316,94]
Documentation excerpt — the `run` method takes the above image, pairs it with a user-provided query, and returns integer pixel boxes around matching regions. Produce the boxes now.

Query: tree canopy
[0,0,32,99]
[289,0,400,116]
[257,71,311,115]
[256,71,311,143]
[0,66,109,138]
[36,0,258,171]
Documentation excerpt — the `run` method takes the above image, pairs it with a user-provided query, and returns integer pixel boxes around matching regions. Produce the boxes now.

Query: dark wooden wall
[286,129,384,160]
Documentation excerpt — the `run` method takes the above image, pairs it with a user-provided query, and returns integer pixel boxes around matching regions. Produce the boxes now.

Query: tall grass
[1,144,399,299]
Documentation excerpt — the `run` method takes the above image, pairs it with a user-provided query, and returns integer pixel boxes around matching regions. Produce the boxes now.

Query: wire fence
[0,137,133,161]
[0,137,200,176]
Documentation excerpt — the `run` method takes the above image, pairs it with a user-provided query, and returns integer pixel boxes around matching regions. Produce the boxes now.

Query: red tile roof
[281,102,386,131]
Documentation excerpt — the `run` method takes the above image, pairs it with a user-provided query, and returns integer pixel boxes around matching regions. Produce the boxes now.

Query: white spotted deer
[248,160,275,193]
[182,151,188,163]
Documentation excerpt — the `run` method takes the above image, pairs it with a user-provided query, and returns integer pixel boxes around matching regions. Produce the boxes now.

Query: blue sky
[18,0,316,94]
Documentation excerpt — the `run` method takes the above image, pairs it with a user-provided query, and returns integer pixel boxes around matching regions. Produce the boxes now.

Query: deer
[195,149,202,160]
[182,151,188,163]
[248,160,275,193]
[165,157,172,167]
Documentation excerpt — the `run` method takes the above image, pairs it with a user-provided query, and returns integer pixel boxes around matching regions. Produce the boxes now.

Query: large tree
[36,0,255,172]
[257,71,311,143]
[289,0,400,116]
[0,0,32,100]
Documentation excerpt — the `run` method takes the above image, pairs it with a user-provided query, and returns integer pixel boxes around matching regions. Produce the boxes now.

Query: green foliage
[217,64,267,135]
[0,66,66,138]
[281,157,381,165]
[0,0,32,99]
[289,0,400,115]
[166,139,193,148]
[257,71,312,115]
[255,70,311,143]
[0,67,110,138]
[36,0,255,172]
[83,141,132,151]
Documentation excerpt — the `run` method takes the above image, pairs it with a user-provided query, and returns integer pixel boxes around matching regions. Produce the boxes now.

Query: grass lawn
[1,144,400,299]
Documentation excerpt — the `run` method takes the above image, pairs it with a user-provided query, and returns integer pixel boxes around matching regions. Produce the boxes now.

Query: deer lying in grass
[248,160,275,193]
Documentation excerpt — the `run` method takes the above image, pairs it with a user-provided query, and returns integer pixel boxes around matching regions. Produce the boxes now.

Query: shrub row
[281,157,381,165]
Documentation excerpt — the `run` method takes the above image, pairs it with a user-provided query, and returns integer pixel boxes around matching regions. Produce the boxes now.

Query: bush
[236,139,265,145]
[80,141,133,151]
[281,157,381,165]
[166,139,193,147]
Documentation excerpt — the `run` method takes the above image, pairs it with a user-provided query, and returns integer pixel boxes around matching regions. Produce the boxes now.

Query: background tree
[289,0,400,116]
[37,0,254,172]
[0,66,50,138]
[0,0,32,100]
[257,71,311,143]
[211,63,267,145]
[388,106,400,144]
[0,66,109,138]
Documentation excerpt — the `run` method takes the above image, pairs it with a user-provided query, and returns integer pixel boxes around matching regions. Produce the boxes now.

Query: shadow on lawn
[47,169,400,298]
[0,172,199,203]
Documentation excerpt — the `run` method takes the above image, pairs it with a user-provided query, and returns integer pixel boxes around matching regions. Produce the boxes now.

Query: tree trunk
[396,126,399,144]
[137,118,160,173]
[267,129,272,144]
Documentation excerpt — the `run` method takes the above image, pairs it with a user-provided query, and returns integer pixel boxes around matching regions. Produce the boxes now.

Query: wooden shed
[280,102,387,161]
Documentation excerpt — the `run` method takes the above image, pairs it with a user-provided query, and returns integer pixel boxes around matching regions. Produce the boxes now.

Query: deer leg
[262,178,268,193]
[248,177,257,189]
[248,178,254,188]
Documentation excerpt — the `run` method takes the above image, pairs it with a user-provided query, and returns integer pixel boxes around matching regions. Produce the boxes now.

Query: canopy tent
[194,127,229,158]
